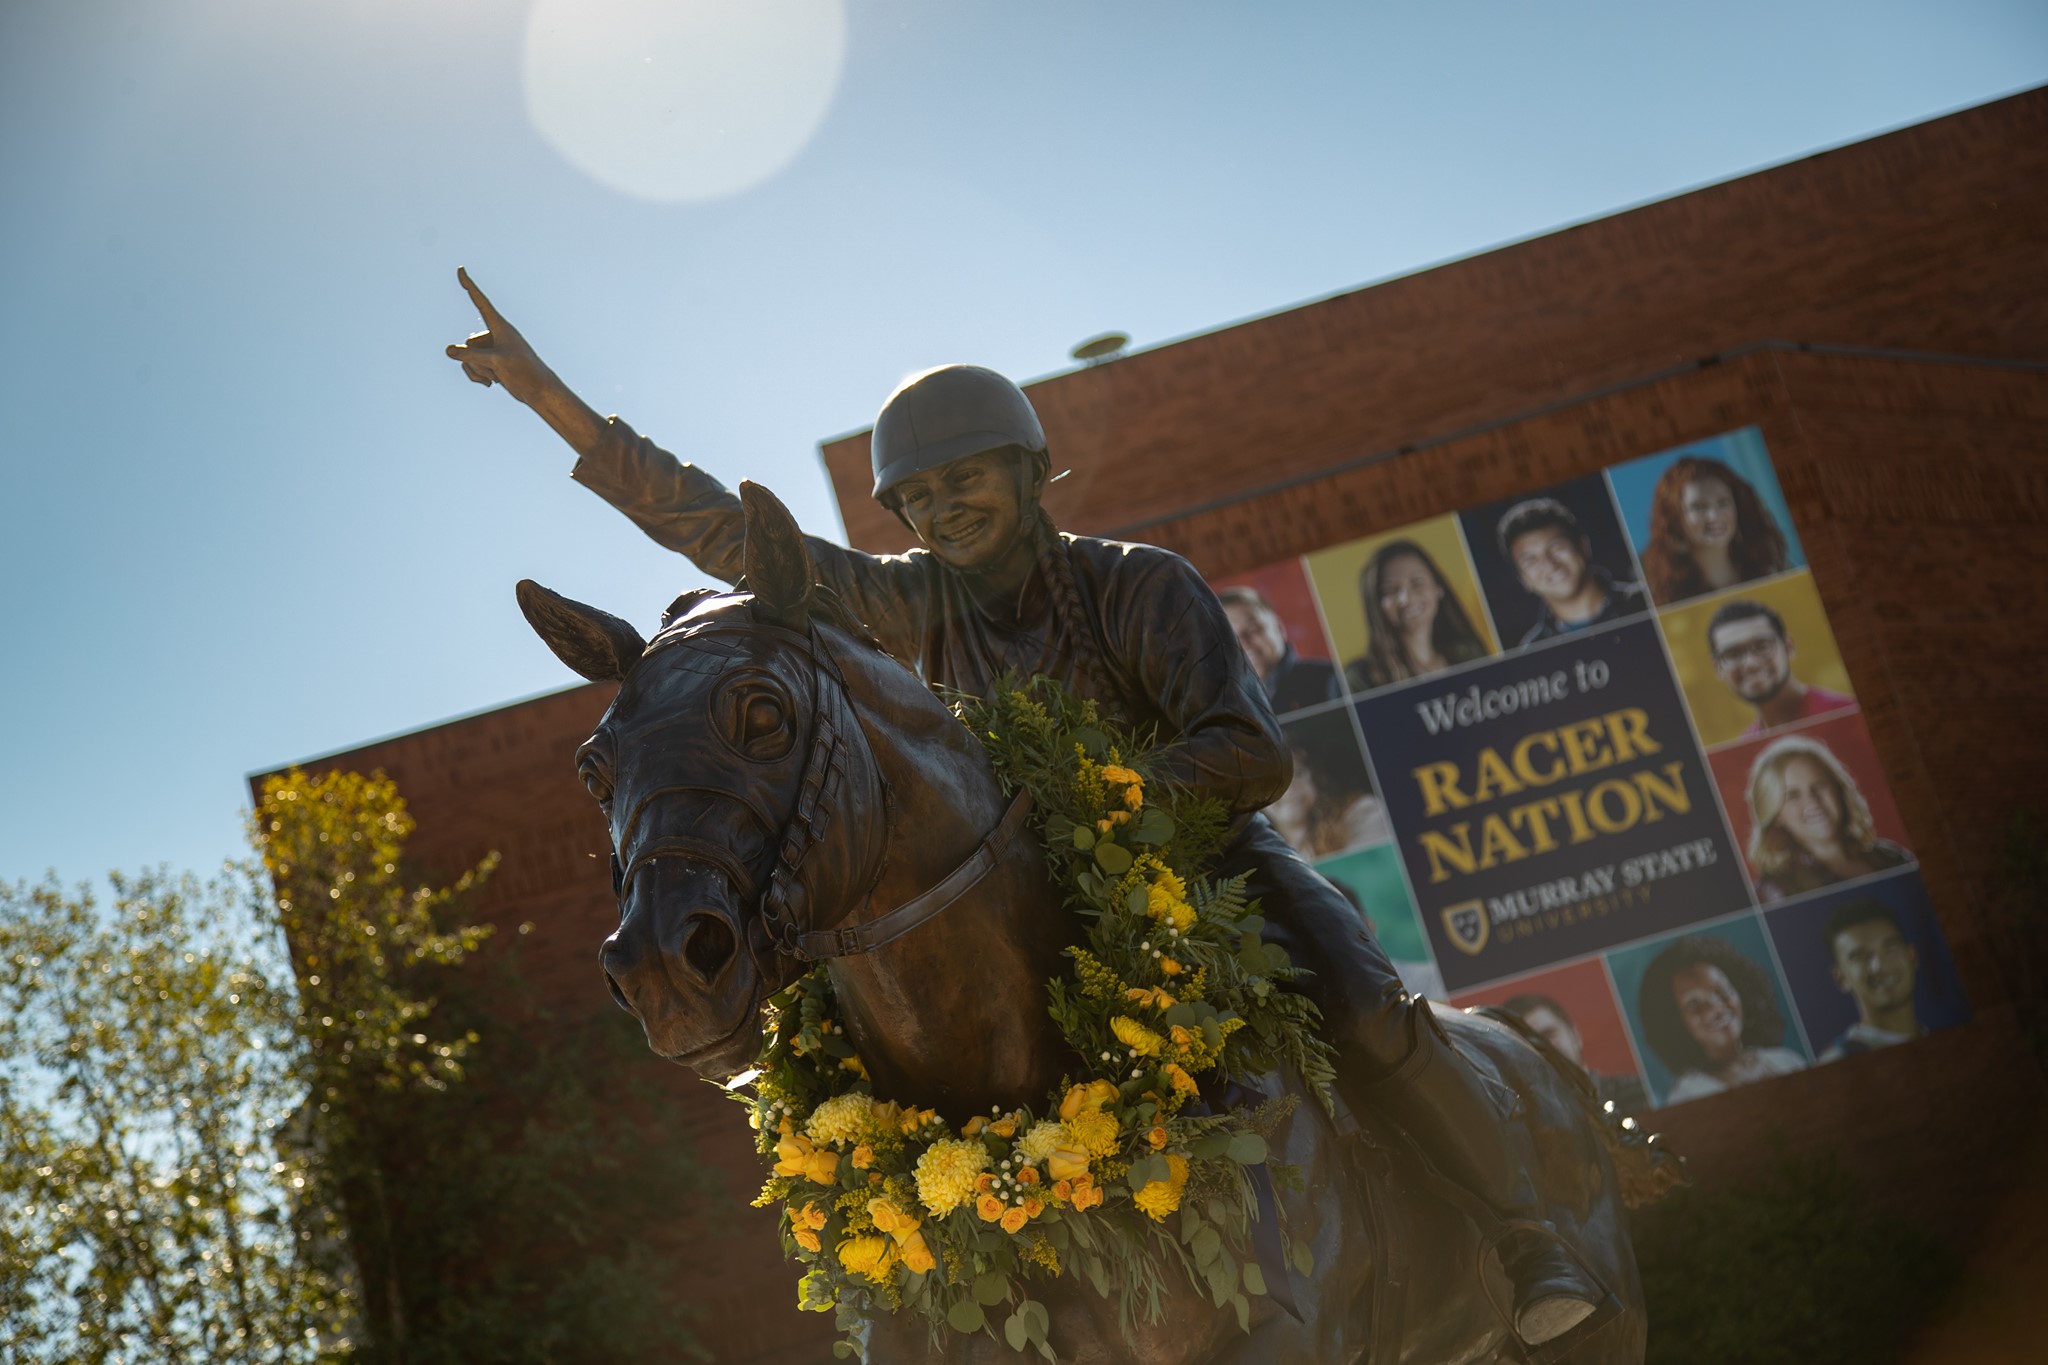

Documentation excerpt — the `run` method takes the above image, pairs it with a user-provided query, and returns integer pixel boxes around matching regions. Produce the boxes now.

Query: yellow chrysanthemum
[1064,1107,1121,1159]
[912,1138,988,1218]
[1145,884,1196,931]
[1151,867,1186,901]
[805,1092,874,1147]
[1111,1015,1164,1057]
[837,1234,896,1283]
[1017,1119,1066,1163]
[1132,1153,1190,1222]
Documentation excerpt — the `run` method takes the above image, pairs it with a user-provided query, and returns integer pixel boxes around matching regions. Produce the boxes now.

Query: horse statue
[518,483,1662,1364]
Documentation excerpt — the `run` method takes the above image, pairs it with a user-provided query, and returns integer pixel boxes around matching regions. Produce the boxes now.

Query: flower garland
[737,677,1335,1357]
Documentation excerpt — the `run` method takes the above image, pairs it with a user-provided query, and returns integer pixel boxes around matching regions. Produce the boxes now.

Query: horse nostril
[681,912,737,983]
[604,969,634,1014]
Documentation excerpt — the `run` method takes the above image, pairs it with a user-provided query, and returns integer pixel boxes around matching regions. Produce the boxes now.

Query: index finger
[457,267,508,328]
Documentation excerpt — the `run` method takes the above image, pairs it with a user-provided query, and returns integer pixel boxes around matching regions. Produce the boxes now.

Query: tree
[0,869,354,1363]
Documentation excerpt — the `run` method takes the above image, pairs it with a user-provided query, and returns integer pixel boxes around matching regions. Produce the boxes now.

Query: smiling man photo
[1706,598,1855,737]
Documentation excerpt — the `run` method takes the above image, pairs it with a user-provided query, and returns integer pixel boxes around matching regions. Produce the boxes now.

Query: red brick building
[281,88,2047,1363]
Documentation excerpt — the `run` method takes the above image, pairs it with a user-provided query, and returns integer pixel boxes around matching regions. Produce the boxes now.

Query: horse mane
[657,583,886,657]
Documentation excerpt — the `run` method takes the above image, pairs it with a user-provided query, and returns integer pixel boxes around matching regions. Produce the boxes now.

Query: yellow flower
[1162,1063,1200,1098]
[897,1226,936,1274]
[1159,957,1184,976]
[851,1144,875,1170]
[1100,765,1142,788]
[1017,1119,1065,1163]
[999,1206,1031,1234]
[795,1201,829,1231]
[962,1115,988,1136]
[773,1133,841,1187]
[1015,1165,1040,1186]
[977,1194,1005,1223]
[837,1234,896,1283]
[805,1092,873,1147]
[793,1226,821,1252]
[1070,1178,1105,1212]
[1133,1153,1190,1222]
[1112,1015,1164,1057]
[1146,1124,1168,1151]
[868,1197,918,1238]
[913,1138,989,1218]
[1065,1108,1121,1158]
[1059,1080,1117,1121]
[1169,1024,1196,1049]
[899,1106,940,1135]
[1123,784,1144,811]
[1145,883,1195,931]
[1046,1142,1091,1183]
[1151,867,1186,901]
[988,1113,1019,1138]
[1022,1196,1046,1218]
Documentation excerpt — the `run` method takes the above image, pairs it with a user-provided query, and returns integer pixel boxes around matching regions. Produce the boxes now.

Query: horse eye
[727,683,794,759]
[578,758,613,804]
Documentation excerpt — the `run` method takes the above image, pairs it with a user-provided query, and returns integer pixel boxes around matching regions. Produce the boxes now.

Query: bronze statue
[451,272,1664,1360]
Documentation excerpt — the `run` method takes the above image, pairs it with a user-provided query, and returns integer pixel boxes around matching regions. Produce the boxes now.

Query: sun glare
[523,0,848,203]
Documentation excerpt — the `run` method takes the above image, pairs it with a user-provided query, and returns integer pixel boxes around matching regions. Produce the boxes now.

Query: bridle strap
[786,786,1034,961]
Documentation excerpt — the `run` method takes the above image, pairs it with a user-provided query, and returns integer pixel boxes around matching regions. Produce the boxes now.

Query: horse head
[517,484,892,1078]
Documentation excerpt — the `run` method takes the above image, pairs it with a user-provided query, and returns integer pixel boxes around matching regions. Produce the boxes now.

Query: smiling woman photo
[1344,540,1489,691]
[1639,455,1790,605]
[1744,735,1911,902]
[1637,934,1806,1102]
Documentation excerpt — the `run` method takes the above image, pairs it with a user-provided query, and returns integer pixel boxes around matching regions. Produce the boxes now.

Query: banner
[1213,427,1969,1109]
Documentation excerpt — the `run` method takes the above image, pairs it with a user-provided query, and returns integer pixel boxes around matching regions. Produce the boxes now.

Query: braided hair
[1031,499,1126,716]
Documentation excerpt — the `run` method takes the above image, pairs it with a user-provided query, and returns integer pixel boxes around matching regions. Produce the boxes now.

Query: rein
[629,611,1033,967]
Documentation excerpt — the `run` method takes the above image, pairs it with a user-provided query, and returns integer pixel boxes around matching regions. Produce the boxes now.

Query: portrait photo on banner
[1317,843,1443,1000]
[1303,514,1498,696]
[1265,705,1390,862]
[1761,870,1970,1067]
[1451,958,1651,1117]
[1606,914,1810,1108]
[1707,709,1914,905]
[1606,426,1808,610]
[1659,570,1856,749]
[1209,558,1344,719]
[1458,473,1650,652]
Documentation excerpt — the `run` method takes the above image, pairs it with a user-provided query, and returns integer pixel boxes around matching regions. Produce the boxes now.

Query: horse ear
[740,481,815,627]
[516,580,647,682]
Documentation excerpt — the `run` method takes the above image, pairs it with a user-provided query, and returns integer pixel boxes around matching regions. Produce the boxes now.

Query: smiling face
[1671,961,1745,1067]
[1519,1004,1585,1067]
[888,449,1042,577]
[1711,616,1792,703]
[1509,526,1592,604]
[1377,551,1445,638]
[1773,754,1845,855]
[1224,600,1287,678]
[1681,476,1737,551]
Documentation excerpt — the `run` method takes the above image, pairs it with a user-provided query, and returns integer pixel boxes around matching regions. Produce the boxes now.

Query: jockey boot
[1359,1004,1609,1347]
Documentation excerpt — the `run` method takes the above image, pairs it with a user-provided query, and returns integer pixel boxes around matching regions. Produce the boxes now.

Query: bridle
[613,609,1033,973]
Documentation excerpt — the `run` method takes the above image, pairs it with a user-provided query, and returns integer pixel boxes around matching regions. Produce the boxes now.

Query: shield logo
[1441,900,1490,956]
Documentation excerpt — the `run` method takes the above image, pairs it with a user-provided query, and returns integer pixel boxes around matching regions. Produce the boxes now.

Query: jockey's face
[889,448,1047,583]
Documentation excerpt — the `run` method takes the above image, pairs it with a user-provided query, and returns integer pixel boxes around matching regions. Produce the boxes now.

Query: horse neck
[822,640,1074,1119]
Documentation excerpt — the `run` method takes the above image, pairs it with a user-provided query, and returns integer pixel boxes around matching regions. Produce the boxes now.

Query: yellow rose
[1021,1197,1046,1219]
[988,1114,1019,1138]
[897,1227,936,1275]
[976,1194,1005,1223]
[851,1144,875,1170]
[1123,784,1144,811]
[793,1226,821,1253]
[1159,957,1184,976]
[1163,1063,1200,1098]
[1100,764,1141,787]
[795,1202,829,1231]
[1147,1124,1168,1151]
[773,1134,841,1187]
[1071,1180,1105,1212]
[837,1235,896,1283]
[1046,1143,1091,1183]
[999,1206,1030,1234]
[868,1197,918,1238]
[963,1115,989,1136]
[1015,1165,1040,1186]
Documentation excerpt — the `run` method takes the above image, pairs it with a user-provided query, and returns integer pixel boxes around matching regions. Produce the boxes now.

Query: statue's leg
[1221,818,1611,1347]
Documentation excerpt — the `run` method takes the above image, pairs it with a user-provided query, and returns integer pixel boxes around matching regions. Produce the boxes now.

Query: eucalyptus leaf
[1227,1133,1269,1165]
[1072,824,1096,851]
[948,1299,987,1334]
[1005,1312,1029,1351]
[974,1271,1009,1306]
[1243,1261,1268,1296]
[1094,841,1133,875]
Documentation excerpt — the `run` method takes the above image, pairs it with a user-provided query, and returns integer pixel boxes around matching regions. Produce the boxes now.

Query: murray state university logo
[1442,900,1489,956]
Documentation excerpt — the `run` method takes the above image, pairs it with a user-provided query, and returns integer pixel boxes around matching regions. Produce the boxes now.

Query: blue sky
[3,0,2044,888]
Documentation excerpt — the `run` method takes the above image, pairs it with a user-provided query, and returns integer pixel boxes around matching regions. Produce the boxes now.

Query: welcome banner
[1213,428,1968,1109]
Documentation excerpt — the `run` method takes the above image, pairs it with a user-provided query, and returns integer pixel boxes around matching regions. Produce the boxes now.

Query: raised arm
[444,269,929,643]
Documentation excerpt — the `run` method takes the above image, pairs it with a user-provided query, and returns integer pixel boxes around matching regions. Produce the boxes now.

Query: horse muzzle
[600,857,764,1074]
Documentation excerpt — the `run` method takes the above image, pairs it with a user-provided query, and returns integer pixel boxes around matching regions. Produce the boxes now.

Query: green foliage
[0,869,354,1363]
[1632,1141,1956,1365]
[252,767,713,1365]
